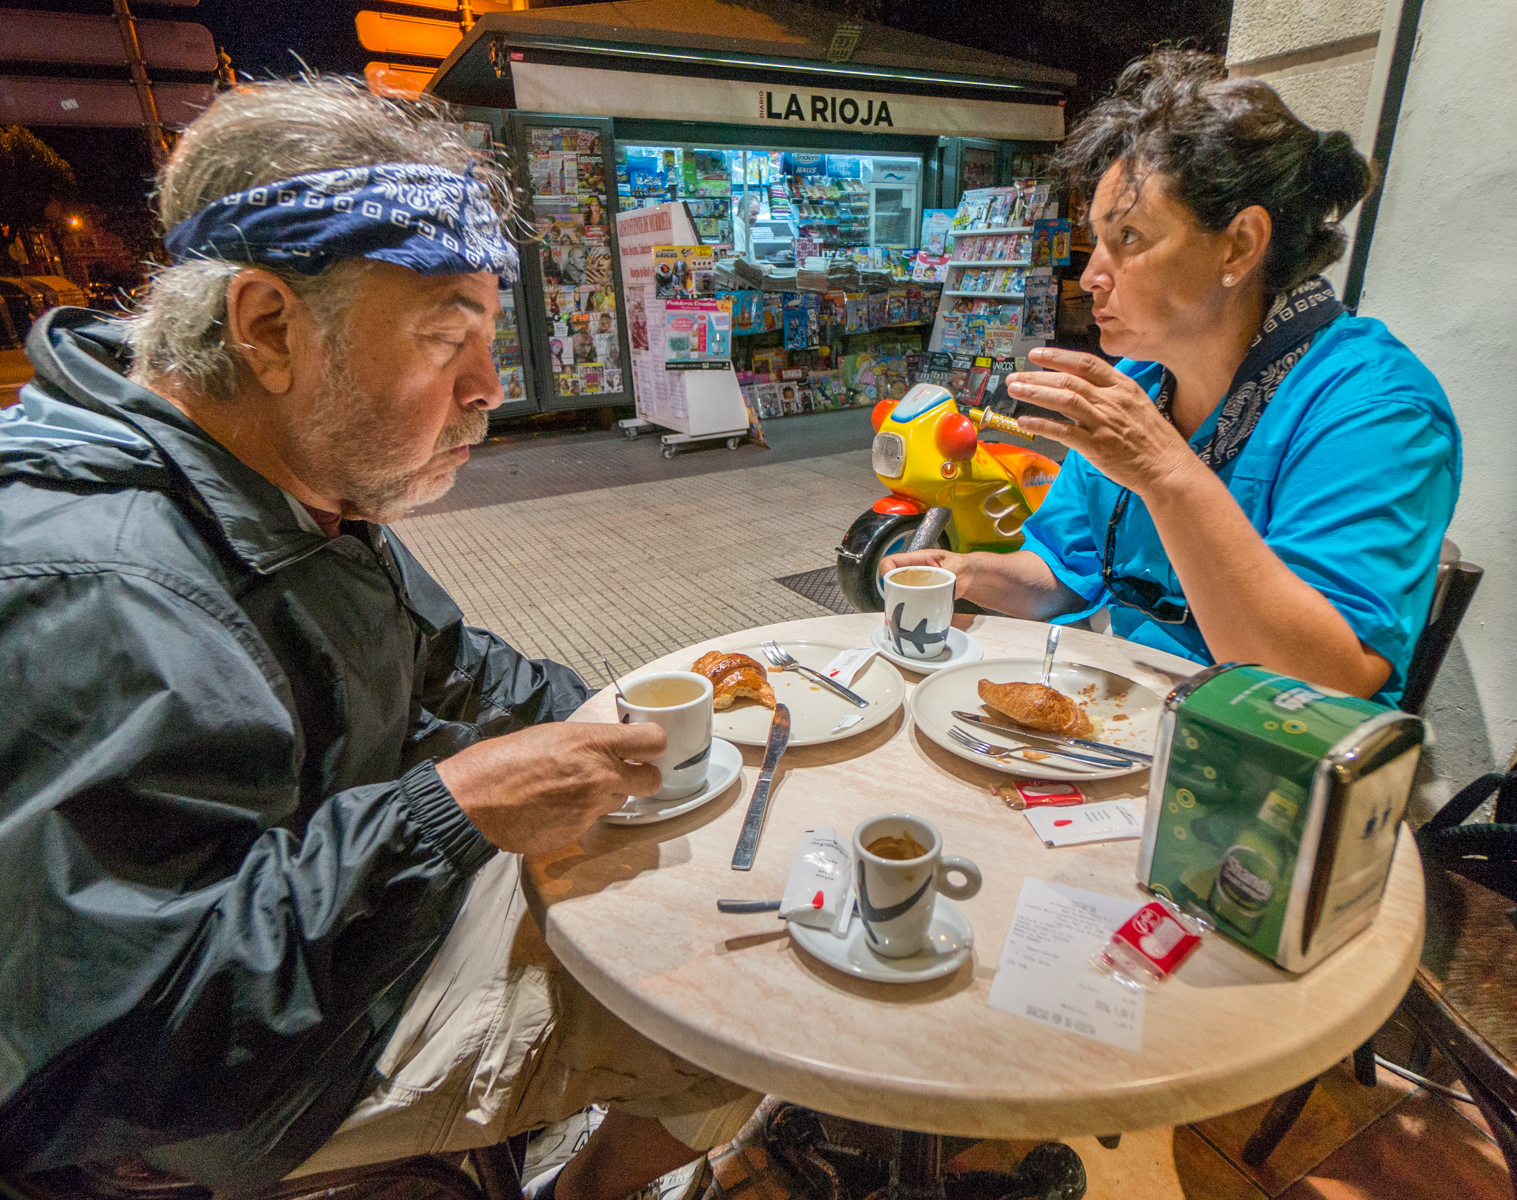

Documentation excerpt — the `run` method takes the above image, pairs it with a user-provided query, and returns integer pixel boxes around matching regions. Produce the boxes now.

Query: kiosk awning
[508,62,1064,140]
[429,1,1072,141]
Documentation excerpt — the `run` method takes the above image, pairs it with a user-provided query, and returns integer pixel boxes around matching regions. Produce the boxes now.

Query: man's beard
[300,344,488,524]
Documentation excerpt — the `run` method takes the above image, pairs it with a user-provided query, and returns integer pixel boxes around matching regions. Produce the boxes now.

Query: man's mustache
[435,408,489,454]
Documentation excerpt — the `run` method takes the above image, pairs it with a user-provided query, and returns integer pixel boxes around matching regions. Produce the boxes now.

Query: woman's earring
[1222,274,1236,287]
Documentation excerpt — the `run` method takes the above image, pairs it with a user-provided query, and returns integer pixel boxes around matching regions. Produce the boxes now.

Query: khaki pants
[292,852,759,1176]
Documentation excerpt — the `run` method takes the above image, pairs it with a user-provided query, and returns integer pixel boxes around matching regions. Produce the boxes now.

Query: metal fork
[760,640,869,708]
[947,724,1129,770]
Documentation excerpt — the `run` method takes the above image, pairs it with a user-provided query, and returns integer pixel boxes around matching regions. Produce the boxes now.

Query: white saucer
[601,738,743,825]
[788,894,974,983]
[870,624,985,674]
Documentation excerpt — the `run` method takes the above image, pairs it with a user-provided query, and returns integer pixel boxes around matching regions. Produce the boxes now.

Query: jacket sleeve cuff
[398,760,497,876]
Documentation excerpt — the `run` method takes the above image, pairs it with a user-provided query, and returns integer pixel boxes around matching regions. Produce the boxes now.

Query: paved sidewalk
[394,446,884,683]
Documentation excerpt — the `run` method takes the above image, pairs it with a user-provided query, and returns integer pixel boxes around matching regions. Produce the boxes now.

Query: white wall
[1226,0,1392,292]
[1356,0,1517,808]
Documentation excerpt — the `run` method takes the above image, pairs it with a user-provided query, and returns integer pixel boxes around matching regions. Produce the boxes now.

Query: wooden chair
[1240,538,1484,1169]
[2,1136,528,1200]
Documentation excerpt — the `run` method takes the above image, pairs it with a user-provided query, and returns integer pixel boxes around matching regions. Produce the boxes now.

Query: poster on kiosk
[615,201,750,444]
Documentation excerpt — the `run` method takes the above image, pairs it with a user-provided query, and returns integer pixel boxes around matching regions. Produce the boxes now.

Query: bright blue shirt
[1019,314,1461,706]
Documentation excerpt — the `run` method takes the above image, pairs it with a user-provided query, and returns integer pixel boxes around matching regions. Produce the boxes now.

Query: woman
[886,51,1460,705]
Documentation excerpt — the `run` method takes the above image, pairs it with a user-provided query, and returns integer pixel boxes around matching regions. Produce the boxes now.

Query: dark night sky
[19,0,1231,224]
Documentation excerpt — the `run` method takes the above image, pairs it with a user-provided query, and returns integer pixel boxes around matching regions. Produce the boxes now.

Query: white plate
[910,657,1162,781]
[788,894,973,984]
[600,738,743,825]
[703,641,905,748]
[870,624,985,674]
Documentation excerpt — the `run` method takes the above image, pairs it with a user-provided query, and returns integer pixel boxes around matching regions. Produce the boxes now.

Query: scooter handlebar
[969,408,1035,443]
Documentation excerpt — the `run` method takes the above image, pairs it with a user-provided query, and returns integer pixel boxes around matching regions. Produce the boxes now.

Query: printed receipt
[987,878,1146,1051]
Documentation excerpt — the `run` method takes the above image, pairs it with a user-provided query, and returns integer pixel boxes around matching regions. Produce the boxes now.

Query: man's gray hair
[126,76,513,401]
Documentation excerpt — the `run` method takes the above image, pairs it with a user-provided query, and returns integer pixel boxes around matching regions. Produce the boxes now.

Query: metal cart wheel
[725,437,741,450]
[624,428,638,440]
[661,445,678,460]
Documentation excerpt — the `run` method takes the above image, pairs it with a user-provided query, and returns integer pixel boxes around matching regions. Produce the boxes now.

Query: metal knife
[731,703,791,871]
[950,710,1154,763]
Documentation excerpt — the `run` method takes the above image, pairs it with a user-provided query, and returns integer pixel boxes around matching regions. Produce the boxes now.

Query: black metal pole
[1342,0,1427,311]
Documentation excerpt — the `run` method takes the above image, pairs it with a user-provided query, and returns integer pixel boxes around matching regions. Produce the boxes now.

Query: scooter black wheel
[836,510,950,613]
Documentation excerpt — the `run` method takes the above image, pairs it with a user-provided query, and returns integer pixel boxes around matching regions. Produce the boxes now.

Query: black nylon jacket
[0,309,589,1189]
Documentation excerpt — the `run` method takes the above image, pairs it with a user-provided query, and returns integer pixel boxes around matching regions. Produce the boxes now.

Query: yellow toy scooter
[835,383,1060,611]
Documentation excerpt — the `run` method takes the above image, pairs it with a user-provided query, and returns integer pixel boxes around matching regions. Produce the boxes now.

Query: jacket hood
[3,308,329,574]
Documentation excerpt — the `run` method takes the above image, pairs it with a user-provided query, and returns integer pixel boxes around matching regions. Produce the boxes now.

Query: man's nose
[458,331,505,411]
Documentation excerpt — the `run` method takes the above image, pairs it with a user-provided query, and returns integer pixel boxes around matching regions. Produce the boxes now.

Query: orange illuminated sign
[364,62,435,97]
[354,11,462,60]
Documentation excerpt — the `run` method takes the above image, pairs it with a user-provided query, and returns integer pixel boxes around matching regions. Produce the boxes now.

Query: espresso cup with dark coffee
[852,814,981,958]
[614,671,712,800]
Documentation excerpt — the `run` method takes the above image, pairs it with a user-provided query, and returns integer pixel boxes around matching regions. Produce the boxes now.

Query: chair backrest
[1400,537,1484,715]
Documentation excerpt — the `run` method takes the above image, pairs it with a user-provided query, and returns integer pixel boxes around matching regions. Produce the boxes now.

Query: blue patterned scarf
[163,163,519,282]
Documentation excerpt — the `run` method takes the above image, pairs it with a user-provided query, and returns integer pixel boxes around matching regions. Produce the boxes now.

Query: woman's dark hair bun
[1311,129,1376,214]
[1057,49,1379,292]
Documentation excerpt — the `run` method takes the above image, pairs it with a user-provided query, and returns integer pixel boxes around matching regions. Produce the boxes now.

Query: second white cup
[883,564,956,660]
[614,671,713,800]
[853,813,982,958]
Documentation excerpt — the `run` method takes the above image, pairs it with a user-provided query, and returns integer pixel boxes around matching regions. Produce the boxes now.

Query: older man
[0,79,753,1193]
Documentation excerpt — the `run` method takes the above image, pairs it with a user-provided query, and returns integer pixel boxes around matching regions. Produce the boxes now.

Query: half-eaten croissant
[693,651,777,711]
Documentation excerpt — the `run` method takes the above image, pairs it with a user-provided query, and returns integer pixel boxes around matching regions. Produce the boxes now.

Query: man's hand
[879,547,979,599]
[436,721,666,854]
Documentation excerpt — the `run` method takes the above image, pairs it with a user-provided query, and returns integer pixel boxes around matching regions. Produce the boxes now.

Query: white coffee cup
[852,814,982,959]
[882,564,956,661]
[614,671,713,801]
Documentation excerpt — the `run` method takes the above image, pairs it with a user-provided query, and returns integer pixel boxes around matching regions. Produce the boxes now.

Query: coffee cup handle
[936,855,982,901]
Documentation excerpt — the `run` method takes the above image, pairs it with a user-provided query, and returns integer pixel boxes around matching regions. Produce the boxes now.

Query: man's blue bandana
[163,163,519,283]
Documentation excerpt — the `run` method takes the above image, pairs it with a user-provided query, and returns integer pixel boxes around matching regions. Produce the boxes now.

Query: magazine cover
[689,246,715,295]
[550,214,585,245]
[1023,275,1059,339]
[663,298,733,367]
[578,363,604,394]
[653,245,691,297]
[498,365,525,401]
[584,245,612,286]
[920,209,955,255]
[781,294,818,350]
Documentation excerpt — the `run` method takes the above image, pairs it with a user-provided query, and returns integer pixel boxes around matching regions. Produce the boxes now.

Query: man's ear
[224,270,303,395]
[1223,204,1273,286]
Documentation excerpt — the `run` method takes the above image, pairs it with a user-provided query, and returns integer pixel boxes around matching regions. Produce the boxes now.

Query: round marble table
[524,613,1424,1140]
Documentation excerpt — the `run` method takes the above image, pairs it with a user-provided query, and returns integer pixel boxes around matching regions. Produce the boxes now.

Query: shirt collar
[30,309,336,574]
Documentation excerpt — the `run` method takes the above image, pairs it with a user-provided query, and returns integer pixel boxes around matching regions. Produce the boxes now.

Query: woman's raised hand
[1006,347,1198,497]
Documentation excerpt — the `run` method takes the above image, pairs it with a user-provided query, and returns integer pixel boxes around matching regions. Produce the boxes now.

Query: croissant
[978,679,1094,738]
[693,651,776,710]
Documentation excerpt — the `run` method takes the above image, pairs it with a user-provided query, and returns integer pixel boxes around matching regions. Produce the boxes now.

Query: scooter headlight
[872,431,905,479]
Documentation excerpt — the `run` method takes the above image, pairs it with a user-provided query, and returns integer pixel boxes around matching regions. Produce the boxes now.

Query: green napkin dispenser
[1136,664,1424,972]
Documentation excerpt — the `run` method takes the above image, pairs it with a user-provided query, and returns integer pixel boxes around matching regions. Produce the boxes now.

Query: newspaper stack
[796,256,862,293]
[761,267,799,291]
[712,257,767,291]
[859,267,895,293]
